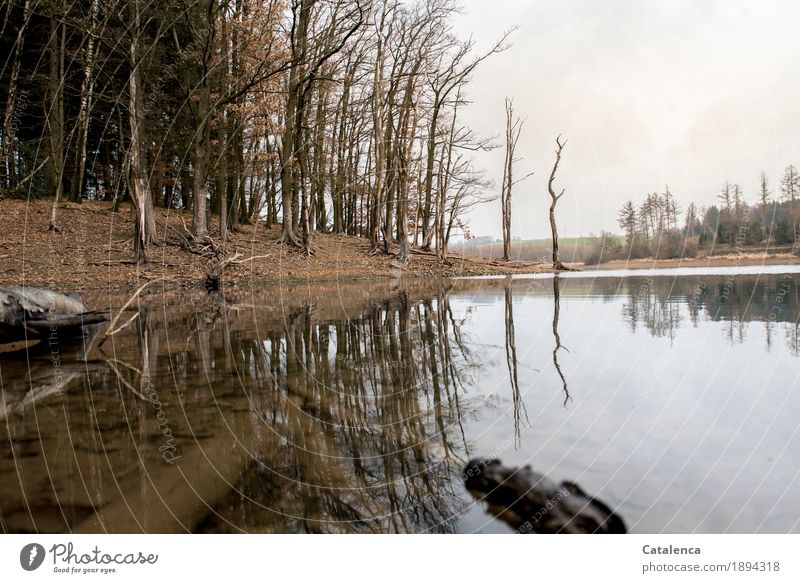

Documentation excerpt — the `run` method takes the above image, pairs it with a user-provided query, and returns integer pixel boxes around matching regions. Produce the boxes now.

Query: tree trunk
[369,2,388,253]
[547,136,568,271]
[277,2,309,248]
[420,97,441,250]
[47,13,65,230]
[128,0,156,262]
[70,0,100,203]
[2,0,30,193]
[192,81,210,239]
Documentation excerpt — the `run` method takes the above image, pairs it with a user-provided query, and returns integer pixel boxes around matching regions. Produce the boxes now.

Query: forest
[609,171,800,264]
[0,0,512,265]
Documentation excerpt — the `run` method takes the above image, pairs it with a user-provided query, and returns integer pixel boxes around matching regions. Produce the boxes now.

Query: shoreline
[590,253,798,271]
[2,200,797,292]
[0,200,550,291]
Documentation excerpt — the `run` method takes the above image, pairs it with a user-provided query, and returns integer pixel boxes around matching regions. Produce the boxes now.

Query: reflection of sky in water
[463,263,800,280]
[3,272,798,534]
[452,273,800,533]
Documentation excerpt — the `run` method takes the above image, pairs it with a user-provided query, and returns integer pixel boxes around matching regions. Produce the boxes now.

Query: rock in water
[463,458,627,534]
[0,286,106,343]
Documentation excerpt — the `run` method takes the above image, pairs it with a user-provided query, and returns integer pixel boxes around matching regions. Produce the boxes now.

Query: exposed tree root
[553,262,580,272]
[205,253,274,290]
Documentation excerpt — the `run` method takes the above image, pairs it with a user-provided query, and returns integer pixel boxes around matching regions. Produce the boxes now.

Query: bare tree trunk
[435,98,459,263]
[192,108,210,239]
[70,0,100,203]
[192,81,211,239]
[47,12,65,231]
[547,135,569,271]
[312,77,328,232]
[217,144,228,241]
[394,77,418,266]
[127,0,156,262]
[420,97,440,250]
[2,0,30,193]
[369,0,389,254]
[500,98,525,261]
[218,11,231,241]
[277,1,309,248]
[332,63,355,234]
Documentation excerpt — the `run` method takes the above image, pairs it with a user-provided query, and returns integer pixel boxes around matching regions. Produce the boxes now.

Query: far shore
[589,252,798,271]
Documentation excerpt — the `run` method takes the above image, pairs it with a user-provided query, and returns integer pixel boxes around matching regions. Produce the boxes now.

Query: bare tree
[546,135,570,271]
[499,98,530,261]
[46,5,66,231]
[69,0,102,203]
[419,27,514,249]
[279,0,365,253]
[127,0,156,262]
[1,0,30,194]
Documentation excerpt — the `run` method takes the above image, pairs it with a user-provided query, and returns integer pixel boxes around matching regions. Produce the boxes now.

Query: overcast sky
[454,0,800,239]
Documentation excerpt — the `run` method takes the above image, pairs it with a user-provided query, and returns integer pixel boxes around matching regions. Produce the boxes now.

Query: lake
[1,268,799,533]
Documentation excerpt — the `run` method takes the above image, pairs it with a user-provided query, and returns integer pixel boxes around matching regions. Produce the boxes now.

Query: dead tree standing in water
[547,135,571,271]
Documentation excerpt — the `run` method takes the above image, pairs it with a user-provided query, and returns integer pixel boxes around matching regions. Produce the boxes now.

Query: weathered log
[0,286,107,343]
[463,458,627,534]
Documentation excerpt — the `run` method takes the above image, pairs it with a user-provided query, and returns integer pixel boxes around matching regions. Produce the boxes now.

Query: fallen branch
[99,278,164,344]
[105,358,149,401]
[203,253,273,290]
[13,156,50,190]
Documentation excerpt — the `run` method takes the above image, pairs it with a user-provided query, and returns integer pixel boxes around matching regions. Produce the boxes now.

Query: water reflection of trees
[613,275,800,352]
[196,291,481,533]
[1,283,490,533]
[503,287,529,445]
[551,276,571,404]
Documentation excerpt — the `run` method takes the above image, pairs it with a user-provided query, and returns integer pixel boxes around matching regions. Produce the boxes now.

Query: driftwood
[0,286,107,344]
[463,458,626,534]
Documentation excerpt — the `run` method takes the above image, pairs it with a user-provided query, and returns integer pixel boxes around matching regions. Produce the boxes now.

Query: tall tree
[46,5,65,231]
[781,164,799,238]
[499,98,528,261]
[617,200,637,245]
[546,135,569,271]
[2,0,30,194]
[127,0,157,261]
[69,0,101,203]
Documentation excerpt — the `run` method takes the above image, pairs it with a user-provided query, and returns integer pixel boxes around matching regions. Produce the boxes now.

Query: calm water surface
[2,269,799,533]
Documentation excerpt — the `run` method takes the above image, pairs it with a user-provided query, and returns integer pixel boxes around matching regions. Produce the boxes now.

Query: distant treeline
[608,171,800,264]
